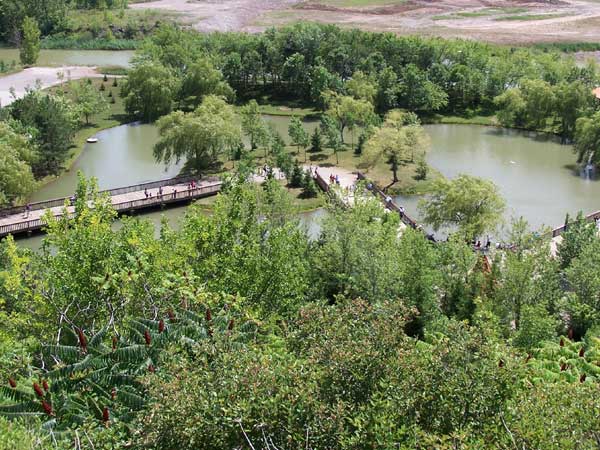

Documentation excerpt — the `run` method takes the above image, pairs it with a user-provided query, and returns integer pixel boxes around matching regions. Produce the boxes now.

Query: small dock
[0,176,222,238]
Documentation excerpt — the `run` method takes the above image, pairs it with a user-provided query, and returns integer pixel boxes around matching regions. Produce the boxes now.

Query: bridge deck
[0,178,222,238]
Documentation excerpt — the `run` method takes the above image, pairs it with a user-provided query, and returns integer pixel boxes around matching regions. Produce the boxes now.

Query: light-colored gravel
[129,0,301,32]
[0,66,101,107]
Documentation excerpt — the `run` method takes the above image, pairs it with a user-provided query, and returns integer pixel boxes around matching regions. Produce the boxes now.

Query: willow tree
[419,174,505,240]
[154,95,241,173]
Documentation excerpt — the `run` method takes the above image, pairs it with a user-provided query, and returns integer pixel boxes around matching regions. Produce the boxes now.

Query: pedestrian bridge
[0,175,222,238]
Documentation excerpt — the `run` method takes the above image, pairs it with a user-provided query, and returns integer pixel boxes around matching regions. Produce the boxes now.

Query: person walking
[23,203,31,218]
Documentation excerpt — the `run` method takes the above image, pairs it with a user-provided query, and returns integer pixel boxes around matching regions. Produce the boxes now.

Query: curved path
[0,66,101,107]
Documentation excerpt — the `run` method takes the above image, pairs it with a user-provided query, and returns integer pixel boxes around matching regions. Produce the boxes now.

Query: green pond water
[14,118,599,248]
[0,49,134,68]
[396,125,599,234]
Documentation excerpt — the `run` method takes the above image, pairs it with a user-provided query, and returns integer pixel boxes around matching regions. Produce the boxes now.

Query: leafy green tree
[363,110,429,183]
[506,382,600,448]
[566,238,600,324]
[181,181,312,317]
[324,92,375,144]
[557,211,597,269]
[9,90,78,176]
[574,111,600,166]
[520,79,556,130]
[494,88,526,127]
[346,70,376,103]
[121,61,178,122]
[397,64,448,112]
[73,80,108,125]
[179,58,234,110]
[309,65,342,110]
[289,160,304,188]
[19,16,40,66]
[240,100,268,151]
[354,131,367,155]
[0,121,36,206]
[419,174,506,240]
[154,95,241,173]
[287,116,309,160]
[310,127,323,153]
[513,303,558,350]
[553,81,593,141]
[371,321,517,436]
[301,170,318,198]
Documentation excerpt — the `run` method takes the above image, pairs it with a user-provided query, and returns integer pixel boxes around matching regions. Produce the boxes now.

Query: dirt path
[129,0,301,32]
[0,66,101,107]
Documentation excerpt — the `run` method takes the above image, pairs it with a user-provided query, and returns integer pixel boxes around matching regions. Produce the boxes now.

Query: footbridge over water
[311,166,424,237]
[0,175,222,238]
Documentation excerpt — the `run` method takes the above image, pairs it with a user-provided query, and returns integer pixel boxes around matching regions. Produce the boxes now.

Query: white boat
[86,138,99,144]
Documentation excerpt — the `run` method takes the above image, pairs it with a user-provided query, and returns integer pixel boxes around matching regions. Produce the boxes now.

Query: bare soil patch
[130,0,600,44]
[0,66,100,107]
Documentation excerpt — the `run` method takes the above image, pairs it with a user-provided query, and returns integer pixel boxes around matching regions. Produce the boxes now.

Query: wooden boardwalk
[0,176,222,238]
[310,166,422,236]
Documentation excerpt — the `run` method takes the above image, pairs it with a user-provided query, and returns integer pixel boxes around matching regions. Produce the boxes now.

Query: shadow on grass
[310,154,329,162]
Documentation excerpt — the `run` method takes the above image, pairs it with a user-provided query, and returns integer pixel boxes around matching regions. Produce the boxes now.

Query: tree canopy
[419,174,506,239]
[153,95,241,173]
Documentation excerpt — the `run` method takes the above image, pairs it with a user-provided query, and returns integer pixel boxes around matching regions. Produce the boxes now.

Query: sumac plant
[525,335,600,384]
[0,305,259,434]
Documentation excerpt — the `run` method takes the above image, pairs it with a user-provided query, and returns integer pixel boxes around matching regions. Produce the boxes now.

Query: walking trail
[0,66,100,107]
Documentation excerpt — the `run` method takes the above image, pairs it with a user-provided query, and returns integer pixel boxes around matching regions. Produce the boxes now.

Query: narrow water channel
[0,49,134,68]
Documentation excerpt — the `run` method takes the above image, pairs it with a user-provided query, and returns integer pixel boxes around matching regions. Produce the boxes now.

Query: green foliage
[0,122,36,206]
[73,80,109,125]
[289,160,304,188]
[558,211,597,269]
[154,95,241,173]
[240,100,268,151]
[419,174,506,240]
[179,57,234,110]
[310,126,322,154]
[8,90,78,177]
[121,61,178,122]
[575,111,600,166]
[19,17,40,66]
[301,170,318,198]
[287,116,309,160]
[363,109,430,183]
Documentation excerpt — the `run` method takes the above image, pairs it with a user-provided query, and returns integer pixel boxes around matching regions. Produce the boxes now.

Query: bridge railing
[356,172,420,230]
[0,175,210,218]
[550,210,600,237]
[0,181,222,238]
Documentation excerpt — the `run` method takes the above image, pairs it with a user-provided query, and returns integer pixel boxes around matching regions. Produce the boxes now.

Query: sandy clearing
[128,0,600,44]
[0,66,101,107]
[129,0,302,32]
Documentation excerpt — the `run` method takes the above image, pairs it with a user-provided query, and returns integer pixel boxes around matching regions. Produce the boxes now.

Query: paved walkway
[309,165,358,206]
[0,66,100,106]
